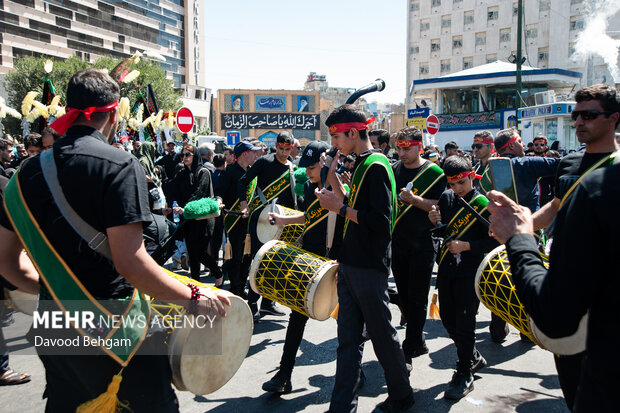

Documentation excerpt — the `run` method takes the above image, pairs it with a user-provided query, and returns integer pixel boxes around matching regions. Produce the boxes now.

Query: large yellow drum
[249,240,338,320]
[475,245,586,355]
[153,270,253,395]
[256,204,304,246]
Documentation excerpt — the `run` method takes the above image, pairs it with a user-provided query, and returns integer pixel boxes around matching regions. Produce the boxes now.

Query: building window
[475,32,486,46]
[420,19,430,32]
[441,15,451,28]
[513,2,518,16]
[486,53,497,63]
[538,47,549,64]
[570,17,584,31]
[431,39,441,52]
[526,25,538,38]
[487,6,498,21]
[432,0,441,7]
[570,0,583,3]
[443,89,479,114]
[419,63,429,75]
[454,0,463,3]
[453,35,463,49]
[568,42,576,57]
[463,57,473,69]
[410,44,419,54]
[464,11,474,25]
[539,0,550,11]
[500,28,511,42]
[440,59,451,73]
[410,1,419,11]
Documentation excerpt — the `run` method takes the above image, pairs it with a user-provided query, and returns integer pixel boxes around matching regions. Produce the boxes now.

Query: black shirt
[506,163,620,413]
[238,153,296,210]
[553,149,614,201]
[473,160,488,193]
[301,181,342,259]
[392,160,446,251]
[0,126,151,298]
[155,152,180,179]
[338,150,393,274]
[217,162,246,208]
[436,188,498,278]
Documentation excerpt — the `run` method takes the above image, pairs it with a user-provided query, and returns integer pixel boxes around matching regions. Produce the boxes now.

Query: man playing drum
[261,140,344,394]
[529,84,620,410]
[239,131,297,319]
[390,127,445,370]
[0,69,230,412]
[316,104,414,413]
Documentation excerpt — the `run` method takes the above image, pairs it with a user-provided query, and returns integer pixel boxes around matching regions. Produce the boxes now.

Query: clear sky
[204,0,407,104]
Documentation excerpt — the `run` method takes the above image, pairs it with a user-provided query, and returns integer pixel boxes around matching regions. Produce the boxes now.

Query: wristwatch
[339,204,348,217]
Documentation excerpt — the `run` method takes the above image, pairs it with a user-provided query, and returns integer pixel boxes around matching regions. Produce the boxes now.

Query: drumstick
[269,197,278,225]
[223,209,245,216]
[457,197,490,227]
[430,205,446,235]
[406,182,413,192]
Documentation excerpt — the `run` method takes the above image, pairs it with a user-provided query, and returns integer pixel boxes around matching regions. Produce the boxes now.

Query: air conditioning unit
[535,91,555,105]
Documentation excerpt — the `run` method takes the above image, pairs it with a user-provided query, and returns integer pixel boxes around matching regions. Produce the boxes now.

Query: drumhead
[304,261,338,320]
[6,289,39,316]
[169,293,253,395]
[529,312,587,355]
[256,207,283,244]
[474,245,505,303]
[248,240,281,294]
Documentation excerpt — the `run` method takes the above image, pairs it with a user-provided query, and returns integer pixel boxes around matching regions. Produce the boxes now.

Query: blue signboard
[407,108,430,118]
[226,131,241,146]
[258,131,278,147]
[518,103,574,119]
[255,95,286,111]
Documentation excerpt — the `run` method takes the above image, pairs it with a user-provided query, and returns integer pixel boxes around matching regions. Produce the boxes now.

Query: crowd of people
[0,70,618,413]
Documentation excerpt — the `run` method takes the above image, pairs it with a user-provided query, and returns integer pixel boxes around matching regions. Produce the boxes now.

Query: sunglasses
[471,143,489,149]
[571,110,611,121]
[182,152,193,158]
[533,142,546,146]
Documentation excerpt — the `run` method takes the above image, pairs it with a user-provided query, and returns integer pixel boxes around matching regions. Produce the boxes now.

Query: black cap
[298,141,330,167]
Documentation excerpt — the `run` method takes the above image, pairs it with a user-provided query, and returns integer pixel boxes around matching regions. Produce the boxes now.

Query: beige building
[406,0,619,109]
[213,89,321,147]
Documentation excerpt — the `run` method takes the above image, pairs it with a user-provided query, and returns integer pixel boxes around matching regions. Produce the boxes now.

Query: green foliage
[2,55,182,136]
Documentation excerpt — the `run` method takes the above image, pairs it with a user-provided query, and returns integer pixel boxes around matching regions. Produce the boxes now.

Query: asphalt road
[1,270,570,413]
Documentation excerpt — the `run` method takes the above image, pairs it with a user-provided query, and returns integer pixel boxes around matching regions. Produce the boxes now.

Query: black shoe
[358,368,366,389]
[260,302,285,316]
[399,313,407,326]
[490,322,510,343]
[375,391,415,412]
[262,371,292,394]
[404,355,413,373]
[249,302,261,321]
[444,371,474,400]
[410,343,429,358]
[472,351,487,374]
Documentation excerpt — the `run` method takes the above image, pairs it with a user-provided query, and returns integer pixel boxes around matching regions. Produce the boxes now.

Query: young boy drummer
[428,155,497,400]
[261,140,343,393]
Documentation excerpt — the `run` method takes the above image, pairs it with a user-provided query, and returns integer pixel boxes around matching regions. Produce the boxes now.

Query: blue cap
[234,140,260,157]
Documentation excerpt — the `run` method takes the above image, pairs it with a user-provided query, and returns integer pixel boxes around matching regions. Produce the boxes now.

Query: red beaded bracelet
[187,283,201,301]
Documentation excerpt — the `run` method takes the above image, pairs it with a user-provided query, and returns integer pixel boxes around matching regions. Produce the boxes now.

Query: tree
[2,55,182,137]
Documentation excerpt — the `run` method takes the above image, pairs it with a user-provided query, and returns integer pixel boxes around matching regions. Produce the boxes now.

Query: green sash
[224,177,257,233]
[303,197,328,235]
[3,174,150,366]
[478,163,493,195]
[343,153,397,238]
[246,169,292,222]
[394,162,444,228]
[438,194,489,266]
[559,151,618,208]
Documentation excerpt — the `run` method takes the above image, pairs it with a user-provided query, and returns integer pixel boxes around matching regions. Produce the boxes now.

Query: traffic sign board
[176,107,194,134]
[426,114,439,135]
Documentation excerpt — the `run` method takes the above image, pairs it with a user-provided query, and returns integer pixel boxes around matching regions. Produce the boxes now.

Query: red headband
[328,117,376,134]
[396,139,422,148]
[446,170,481,182]
[276,142,292,148]
[50,101,119,135]
[498,135,518,151]
[473,136,494,145]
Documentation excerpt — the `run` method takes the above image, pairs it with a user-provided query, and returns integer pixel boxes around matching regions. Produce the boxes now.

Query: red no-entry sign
[176,107,194,134]
[426,114,439,135]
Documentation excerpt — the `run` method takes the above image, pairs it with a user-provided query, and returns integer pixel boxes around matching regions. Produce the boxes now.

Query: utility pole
[515,0,523,128]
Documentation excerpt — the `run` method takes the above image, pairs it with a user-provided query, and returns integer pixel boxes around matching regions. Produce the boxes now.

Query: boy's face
[275,143,292,163]
[448,175,474,198]
[27,146,41,157]
[305,162,321,184]
[330,130,355,156]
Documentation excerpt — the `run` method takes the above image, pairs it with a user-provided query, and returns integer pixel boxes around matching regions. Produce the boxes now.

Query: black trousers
[246,213,271,309]
[279,310,309,376]
[39,353,178,412]
[184,219,221,281]
[330,264,411,413]
[437,275,480,374]
[391,247,435,356]
[225,223,251,297]
[554,352,584,411]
